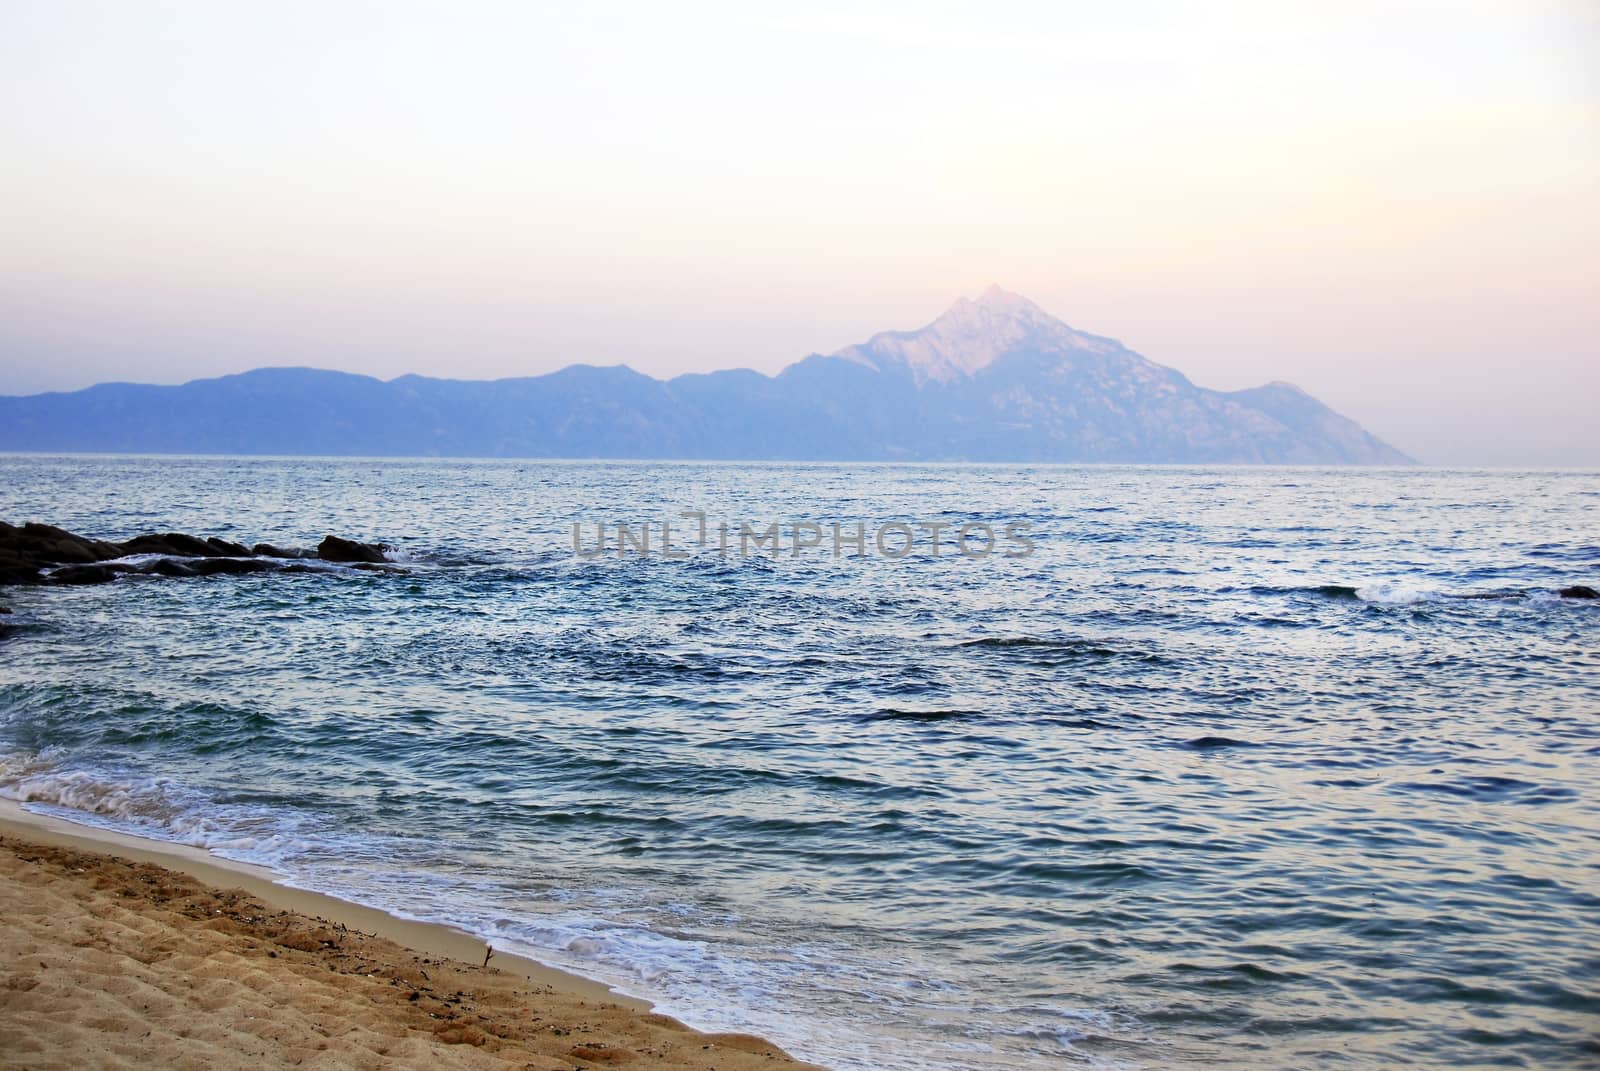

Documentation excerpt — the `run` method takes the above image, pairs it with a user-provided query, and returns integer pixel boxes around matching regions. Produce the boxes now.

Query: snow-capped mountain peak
[833,286,1114,385]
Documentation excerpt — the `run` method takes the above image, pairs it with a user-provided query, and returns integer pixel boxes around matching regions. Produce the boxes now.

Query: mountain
[0,289,1414,463]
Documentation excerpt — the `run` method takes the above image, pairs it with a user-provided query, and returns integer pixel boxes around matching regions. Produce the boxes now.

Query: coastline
[0,799,638,1006]
[0,799,826,1070]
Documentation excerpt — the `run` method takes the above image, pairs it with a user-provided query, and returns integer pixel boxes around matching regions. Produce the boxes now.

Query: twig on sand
[483,945,494,968]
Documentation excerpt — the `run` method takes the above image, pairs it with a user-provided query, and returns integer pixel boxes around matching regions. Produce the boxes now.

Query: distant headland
[0,289,1413,464]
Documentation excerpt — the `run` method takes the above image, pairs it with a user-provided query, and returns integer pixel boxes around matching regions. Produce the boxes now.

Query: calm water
[2,456,1597,1070]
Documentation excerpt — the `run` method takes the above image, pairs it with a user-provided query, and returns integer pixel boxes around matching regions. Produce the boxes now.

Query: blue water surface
[2,456,1597,1070]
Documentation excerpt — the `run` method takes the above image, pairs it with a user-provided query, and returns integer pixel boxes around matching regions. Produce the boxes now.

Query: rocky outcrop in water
[315,535,391,564]
[0,521,397,586]
[1559,585,1599,600]
[0,523,121,582]
[252,543,311,559]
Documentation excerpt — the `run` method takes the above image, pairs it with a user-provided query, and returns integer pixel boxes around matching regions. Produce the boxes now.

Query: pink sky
[1,1,1596,464]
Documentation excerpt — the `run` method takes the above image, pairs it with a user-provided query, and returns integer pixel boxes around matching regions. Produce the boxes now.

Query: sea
[1,455,1597,1070]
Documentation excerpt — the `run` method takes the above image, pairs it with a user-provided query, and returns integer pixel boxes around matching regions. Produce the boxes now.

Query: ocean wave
[0,754,306,862]
[0,756,179,823]
[1181,736,1258,750]
[1252,580,1594,605]
[1353,580,1444,606]
[858,708,983,723]
[956,636,1164,662]
[0,609,30,641]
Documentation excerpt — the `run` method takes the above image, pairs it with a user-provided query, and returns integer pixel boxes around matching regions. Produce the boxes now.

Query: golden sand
[0,814,827,1071]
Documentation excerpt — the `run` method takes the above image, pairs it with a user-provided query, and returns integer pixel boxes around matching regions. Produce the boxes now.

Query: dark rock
[144,559,198,577]
[1558,585,1599,600]
[117,532,216,557]
[48,564,128,585]
[187,558,277,576]
[317,535,390,564]
[0,559,42,585]
[252,543,309,559]
[0,605,12,614]
[1,521,123,567]
[2,520,397,587]
[204,537,253,557]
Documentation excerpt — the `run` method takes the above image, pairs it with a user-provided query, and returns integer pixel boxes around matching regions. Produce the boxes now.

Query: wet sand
[0,804,827,1070]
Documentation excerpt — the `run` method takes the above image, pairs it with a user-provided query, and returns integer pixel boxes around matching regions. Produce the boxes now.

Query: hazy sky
[2,1,1596,465]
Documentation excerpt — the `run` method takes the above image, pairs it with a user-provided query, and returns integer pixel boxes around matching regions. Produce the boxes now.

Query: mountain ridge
[0,291,1415,463]
[833,286,1127,386]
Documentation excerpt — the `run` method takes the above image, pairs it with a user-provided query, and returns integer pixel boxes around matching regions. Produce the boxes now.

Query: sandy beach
[0,806,826,1071]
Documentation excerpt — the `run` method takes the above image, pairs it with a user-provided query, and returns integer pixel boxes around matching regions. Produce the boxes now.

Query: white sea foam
[0,755,307,865]
[0,747,1152,1070]
[1354,579,1442,605]
[0,760,177,823]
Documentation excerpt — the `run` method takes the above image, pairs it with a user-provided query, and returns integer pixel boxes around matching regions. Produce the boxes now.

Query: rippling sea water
[2,456,1597,1069]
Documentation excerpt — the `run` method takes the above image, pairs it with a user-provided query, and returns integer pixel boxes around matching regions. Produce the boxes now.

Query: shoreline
[0,798,640,1009]
[0,799,826,1070]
